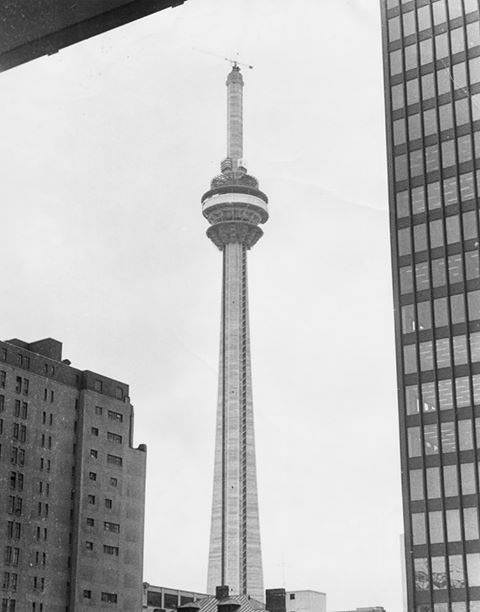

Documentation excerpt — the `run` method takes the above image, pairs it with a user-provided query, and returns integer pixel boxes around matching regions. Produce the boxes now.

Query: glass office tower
[381,1,480,610]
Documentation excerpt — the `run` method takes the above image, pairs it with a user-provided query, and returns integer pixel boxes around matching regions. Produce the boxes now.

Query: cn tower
[202,64,268,602]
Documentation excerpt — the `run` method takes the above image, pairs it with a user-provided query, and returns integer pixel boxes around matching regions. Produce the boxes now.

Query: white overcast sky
[1,1,403,610]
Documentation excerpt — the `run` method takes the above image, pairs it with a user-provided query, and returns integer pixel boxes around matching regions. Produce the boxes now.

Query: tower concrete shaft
[226,67,243,167]
[202,65,268,602]
[207,243,263,601]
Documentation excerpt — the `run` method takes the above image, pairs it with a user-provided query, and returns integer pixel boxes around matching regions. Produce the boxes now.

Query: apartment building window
[14,401,27,419]
[9,473,23,491]
[0,396,5,412]
[85,542,93,551]
[10,448,24,467]
[86,518,94,527]
[103,545,119,556]
[104,521,120,533]
[89,472,97,481]
[0,419,2,435]
[83,591,91,599]
[0,371,5,388]
[95,405,103,415]
[110,477,118,487]
[33,577,44,591]
[15,378,28,395]
[6,523,21,540]
[90,449,98,458]
[2,572,17,591]
[107,410,123,423]
[17,354,30,369]
[4,547,19,567]
[87,495,95,505]
[94,379,103,392]
[105,499,112,509]
[107,454,122,467]
[12,424,26,443]
[107,432,122,444]
[1,600,16,612]
[91,427,99,436]
[101,592,117,603]
[8,497,22,516]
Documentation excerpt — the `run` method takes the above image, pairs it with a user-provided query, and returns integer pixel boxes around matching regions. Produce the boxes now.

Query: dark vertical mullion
[425,1,454,603]
[445,0,473,597]
[427,2,459,609]
[399,2,433,603]
[397,3,429,605]
[414,7,447,605]
[383,0,417,606]
[459,0,480,595]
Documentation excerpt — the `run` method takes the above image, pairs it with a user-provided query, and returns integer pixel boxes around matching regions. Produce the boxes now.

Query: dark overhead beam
[0,0,186,73]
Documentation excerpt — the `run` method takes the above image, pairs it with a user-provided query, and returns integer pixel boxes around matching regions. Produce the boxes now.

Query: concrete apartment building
[142,584,207,611]
[0,337,146,611]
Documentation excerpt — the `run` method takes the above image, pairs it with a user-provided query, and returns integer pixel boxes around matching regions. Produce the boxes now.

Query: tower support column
[207,242,263,601]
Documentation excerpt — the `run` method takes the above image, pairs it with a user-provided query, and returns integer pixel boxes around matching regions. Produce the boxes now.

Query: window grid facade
[0,339,146,609]
[382,1,480,610]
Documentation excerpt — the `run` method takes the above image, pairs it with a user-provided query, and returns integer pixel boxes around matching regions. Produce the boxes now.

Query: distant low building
[142,584,208,611]
[181,586,264,612]
[335,608,386,612]
[266,588,326,612]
